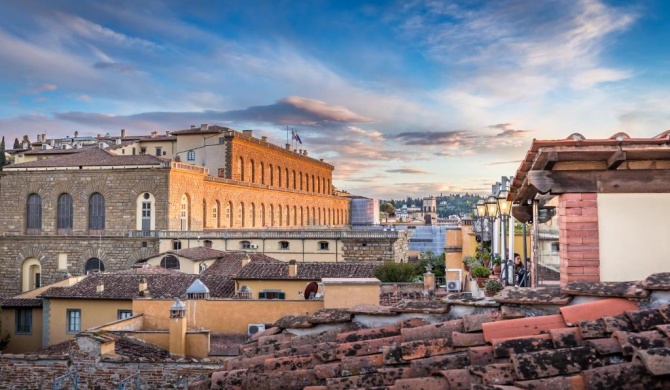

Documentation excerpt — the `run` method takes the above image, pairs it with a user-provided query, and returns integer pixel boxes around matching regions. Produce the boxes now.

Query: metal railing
[118,371,141,390]
[53,370,79,390]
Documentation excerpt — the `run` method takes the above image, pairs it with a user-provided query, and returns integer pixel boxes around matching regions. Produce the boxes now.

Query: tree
[13,138,19,149]
[373,262,419,282]
[380,202,395,215]
[0,136,5,169]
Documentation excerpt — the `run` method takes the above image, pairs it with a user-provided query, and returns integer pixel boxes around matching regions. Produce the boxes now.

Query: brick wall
[557,193,600,287]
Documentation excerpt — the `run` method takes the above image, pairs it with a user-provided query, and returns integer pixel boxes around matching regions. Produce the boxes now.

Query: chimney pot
[242,130,253,137]
[200,124,209,131]
[285,144,291,151]
[151,131,158,138]
[121,129,126,138]
[96,283,104,293]
[261,136,267,142]
[288,259,298,277]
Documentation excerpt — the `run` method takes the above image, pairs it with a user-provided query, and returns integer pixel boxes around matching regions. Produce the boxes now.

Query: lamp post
[472,201,489,264]
[484,196,498,268]
[497,188,512,285]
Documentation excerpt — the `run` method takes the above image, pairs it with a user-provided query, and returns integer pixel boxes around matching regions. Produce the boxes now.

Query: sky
[2,0,670,200]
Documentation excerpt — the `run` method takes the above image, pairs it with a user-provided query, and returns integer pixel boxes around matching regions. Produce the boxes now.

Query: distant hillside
[382,194,484,218]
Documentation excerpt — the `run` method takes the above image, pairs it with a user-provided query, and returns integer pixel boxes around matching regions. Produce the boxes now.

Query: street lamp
[497,188,512,284]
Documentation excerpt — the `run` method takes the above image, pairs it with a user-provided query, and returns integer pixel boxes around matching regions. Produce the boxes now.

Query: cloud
[56,12,162,50]
[394,130,473,146]
[23,83,57,95]
[93,61,138,73]
[386,167,429,174]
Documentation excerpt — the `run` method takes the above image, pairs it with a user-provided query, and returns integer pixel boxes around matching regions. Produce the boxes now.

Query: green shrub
[470,265,491,278]
[373,262,419,283]
[484,279,503,293]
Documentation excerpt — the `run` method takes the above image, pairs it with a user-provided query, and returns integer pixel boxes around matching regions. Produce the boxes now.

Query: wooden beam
[532,151,558,171]
[527,169,670,194]
[512,205,533,224]
[607,150,626,170]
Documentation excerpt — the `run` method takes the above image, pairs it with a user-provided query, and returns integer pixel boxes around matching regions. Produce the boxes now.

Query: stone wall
[341,231,410,263]
[0,237,158,297]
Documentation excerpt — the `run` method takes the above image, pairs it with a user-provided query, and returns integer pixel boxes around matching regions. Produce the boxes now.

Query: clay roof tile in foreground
[206,272,670,389]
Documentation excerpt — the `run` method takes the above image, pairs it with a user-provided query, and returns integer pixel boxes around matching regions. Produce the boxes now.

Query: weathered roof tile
[641,273,670,290]
[494,286,571,305]
[408,352,470,377]
[452,331,487,348]
[613,330,670,357]
[578,319,609,339]
[515,374,586,390]
[391,299,449,313]
[393,376,450,390]
[400,337,455,360]
[340,354,384,376]
[335,336,402,359]
[337,324,400,343]
[470,363,517,386]
[549,327,584,349]
[511,346,600,380]
[625,308,668,331]
[560,298,639,326]
[583,361,670,389]
[463,312,500,332]
[584,337,623,355]
[308,308,353,324]
[491,334,554,358]
[482,314,566,342]
[562,281,649,299]
[468,345,496,366]
[602,313,635,333]
[634,347,670,376]
[400,319,464,342]
[439,368,480,390]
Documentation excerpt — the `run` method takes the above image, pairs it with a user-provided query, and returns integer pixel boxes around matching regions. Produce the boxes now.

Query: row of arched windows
[238,157,331,195]
[182,195,348,230]
[26,193,106,234]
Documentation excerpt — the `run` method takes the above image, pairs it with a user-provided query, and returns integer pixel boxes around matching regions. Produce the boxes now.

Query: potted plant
[492,254,502,275]
[481,251,491,266]
[462,256,479,272]
[470,265,491,288]
[484,279,504,297]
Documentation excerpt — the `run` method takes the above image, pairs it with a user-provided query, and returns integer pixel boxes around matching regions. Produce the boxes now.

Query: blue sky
[2,0,669,200]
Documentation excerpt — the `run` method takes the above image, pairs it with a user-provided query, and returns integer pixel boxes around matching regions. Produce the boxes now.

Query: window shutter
[279,292,286,300]
[259,292,266,299]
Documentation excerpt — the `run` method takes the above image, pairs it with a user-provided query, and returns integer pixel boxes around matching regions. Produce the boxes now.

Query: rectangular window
[173,240,182,250]
[280,241,289,250]
[140,147,146,154]
[319,242,329,250]
[15,309,32,334]
[187,150,195,161]
[155,147,162,156]
[117,310,133,320]
[259,291,285,300]
[66,309,81,333]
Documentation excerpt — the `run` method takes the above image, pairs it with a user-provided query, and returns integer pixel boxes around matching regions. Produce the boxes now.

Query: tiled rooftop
[169,247,228,260]
[170,125,232,135]
[202,272,670,389]
[234,261,377,280]
[0,298,43,307]
[6,148,167,169]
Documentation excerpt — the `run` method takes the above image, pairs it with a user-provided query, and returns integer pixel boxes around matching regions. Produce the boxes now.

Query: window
[155,147,162,156]
[88,193,105,230]
[26,193,42,233]
[199,263,208,273]
[57,193,73,232]
[180,195,189,231]
[213,202,218,227]
[117,310,133,320]
[85,258,105,274]
[15,308,32,334]
[218,137,225,144]
[259,290,285,300]
[22,258,41,292]
[319,241,329,250]
[160,255,180,270]
[173,240,182,250]
[279,241,289,250]
[551,242,560,253]
[66,309,81,333]
[241,240,251,249]
[187,150,195,161]
[140,147,147,154]
[203,240,213,248]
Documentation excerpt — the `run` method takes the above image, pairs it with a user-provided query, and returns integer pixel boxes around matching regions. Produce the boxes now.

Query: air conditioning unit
[446,280,462,292]
[249,244,259,249]
[248,323,265,336]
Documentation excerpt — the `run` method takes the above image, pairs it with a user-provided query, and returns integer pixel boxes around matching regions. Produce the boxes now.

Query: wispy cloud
[93,61,137,73]
[23,83,57,95]
[386,167,430,174]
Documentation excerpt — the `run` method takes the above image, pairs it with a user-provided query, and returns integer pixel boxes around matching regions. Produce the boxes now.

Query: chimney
[242,130,253,137]
[50,139,55,147]
[200,124,209,131]
[121,129,127,138]
[97,133,102,138]
[42,133,47,142]
[191,125,195,128]
[166,131,170,136]
[169,298,187,357]
[151,131,158,138]
[303,150,308,156]
[289,259,298,277]
[96,283,104,293]
[74,131,79,138]
[241,254,251,268]
[139,277,148,293]
[115,138,121,145]
[285,144,291,151]
[261,136,267,142]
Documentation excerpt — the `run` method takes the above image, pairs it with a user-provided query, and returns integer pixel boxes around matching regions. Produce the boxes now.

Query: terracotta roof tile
[210,368,247,388]
[336,324,400,343]
[491,334,554,358]
[1,298,42,307]
[602,313,635,333]
[511,346,600,380]
[641,273,670,290]
[335,336,402,359]
[657,303,670,322]
[482,314,566,342]
[500,305,527,319]
[463,312,500,332]
[494,286,571,305]
[515,374,586,390]
[313,362,342,379]
[391,299,449,313]
[583,361,670,389]
[274,314,312,329]
[8,148,166,169]
[655,323,670,338]
[470,363,517,386]
[235,261,376,280]
[400,337,455,360]
[562,281,649,299]
[560,298,639,326]
[633,347,670,376]
[549,327,583,348]
[381,345,405,365]
[439,368,480,390]
[452,331,487,348]
[400,319,464,342]
[468,345,496,366]
[262,355,317,372]
[169,247,227,260]
[325,367,411,389]
[407,352,470,377]
[613,330,670,357]
[393,376,449,390]
[340,353,384,375]
[241,369,317,389]
[308,308,353,324]
[584,337,623,355]
[625,308,668,331]
[578,319,609,339]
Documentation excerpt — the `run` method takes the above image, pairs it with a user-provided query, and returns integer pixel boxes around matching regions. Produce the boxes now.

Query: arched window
[300,172,303,191]
[285,205,290,226]
[292,170,296,189]
[277,166,282,188]
[89,193,105,231]
[203,240,213,248]
[21,258,41,292]
[312,207,316,224]
[202,199,207,228]
[306,175,310,193]
[317,176,321,193]
[269,164,274,186]
[85,258,105,274]
[57,193,73,233]
[180,195,189,231]
[239,157,245,181]
[137,193,155,231]
[239,202,245,227]
[306,207,310,225]
[160,255,179,270]
[240,240,251,249]
[260,162,265,184]
[213,201,220,228]
[250,203,256,227]
[26,193,42,233]
[300,206,304,226]
[327,179,331,195]
[279,241,289,250]
[278,205,283,226]
[293,206,297,226]
[311,175,315,192]
[261,204,266,227]
[285,168,289,188]
[270,204,275,227]
[227,201,233,227]
[250,159,256,183]
[187,150,195,161]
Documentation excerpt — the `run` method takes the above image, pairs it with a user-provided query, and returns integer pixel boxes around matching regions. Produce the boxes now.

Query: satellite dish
[304,282,319,300]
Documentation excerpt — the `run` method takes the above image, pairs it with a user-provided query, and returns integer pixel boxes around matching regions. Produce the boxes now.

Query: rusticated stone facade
[341,231,411,263]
